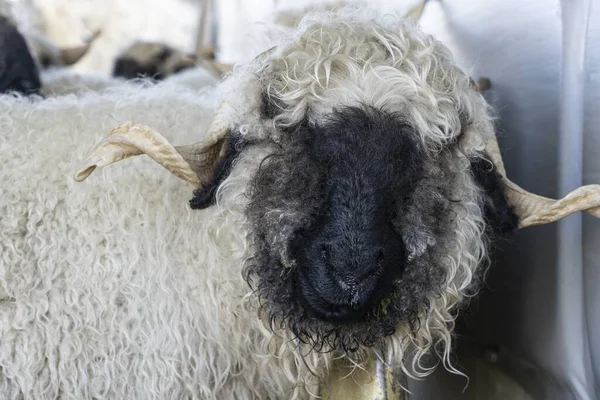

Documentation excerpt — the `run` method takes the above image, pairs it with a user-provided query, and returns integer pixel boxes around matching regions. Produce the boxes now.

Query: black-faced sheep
[112,41,197,80]
[111,41,229,81]
[0,15,41,95]
[1,8,599,400]
[75,7,600,387]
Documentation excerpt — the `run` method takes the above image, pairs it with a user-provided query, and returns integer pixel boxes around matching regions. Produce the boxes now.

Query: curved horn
[477,93,600,228]
[484,128,600,228]
[59,30,101,65]
[503,179,600,228]
[74,105,230,186]
[74,123,202,186]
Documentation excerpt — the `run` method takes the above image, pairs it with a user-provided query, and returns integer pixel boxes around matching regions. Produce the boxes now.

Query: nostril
[376,249,384,269]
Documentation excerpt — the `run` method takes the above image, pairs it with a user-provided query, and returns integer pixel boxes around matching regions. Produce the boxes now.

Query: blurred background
[5,0,598,398]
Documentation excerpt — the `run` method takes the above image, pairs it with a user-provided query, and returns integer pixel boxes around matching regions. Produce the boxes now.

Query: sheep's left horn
[503,179,600,228]
[480,117,600,228]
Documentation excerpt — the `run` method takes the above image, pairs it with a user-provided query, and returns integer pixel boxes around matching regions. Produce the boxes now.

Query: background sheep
[112,41,198,80]
[0,15,41,95]
[0,0,96,69]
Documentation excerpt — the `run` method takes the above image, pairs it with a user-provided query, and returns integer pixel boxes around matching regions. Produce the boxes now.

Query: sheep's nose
[296,265,381,323]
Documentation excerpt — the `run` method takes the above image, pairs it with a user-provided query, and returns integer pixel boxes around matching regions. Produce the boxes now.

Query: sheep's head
[241,104,464,351]
[75,11,600,367]
[112,41,198,81]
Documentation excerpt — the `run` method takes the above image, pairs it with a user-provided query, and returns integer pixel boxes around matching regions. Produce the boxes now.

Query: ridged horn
[74,105,231,187]
[477,85,600,228]
[405,0,429,21]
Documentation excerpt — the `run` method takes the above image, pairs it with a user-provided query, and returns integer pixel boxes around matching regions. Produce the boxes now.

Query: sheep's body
[40,65,219,97]
[1,9,502,399]
[0,79,317,399]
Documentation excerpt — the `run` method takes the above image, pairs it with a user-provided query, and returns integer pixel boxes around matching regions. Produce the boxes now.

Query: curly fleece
[0,79,316,398]
[1,8,516,400]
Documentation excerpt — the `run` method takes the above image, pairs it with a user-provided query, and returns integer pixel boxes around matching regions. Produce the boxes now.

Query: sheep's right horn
[73,123,202,186]
[74,105,231,188]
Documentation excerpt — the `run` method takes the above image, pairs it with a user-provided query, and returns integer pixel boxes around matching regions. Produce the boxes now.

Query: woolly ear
[469,155,519,234]
[74,107,241,209]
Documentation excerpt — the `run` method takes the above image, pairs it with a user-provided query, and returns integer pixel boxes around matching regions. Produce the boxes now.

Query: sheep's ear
[469,155,519,234]
[184,131,244,209]
[73,109,240,209]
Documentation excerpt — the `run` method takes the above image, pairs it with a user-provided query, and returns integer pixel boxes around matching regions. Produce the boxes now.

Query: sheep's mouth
[293,266,379,324]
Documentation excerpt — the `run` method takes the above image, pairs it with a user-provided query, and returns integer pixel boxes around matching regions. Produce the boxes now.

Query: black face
[112,46,196,81]
[239,105,451,352]
[112,57,164,81]
[0,19,42,96]
[289,111,414,323]
[189,102,518,353]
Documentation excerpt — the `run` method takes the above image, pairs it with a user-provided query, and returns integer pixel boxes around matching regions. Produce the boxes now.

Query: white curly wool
[0,78,315,398]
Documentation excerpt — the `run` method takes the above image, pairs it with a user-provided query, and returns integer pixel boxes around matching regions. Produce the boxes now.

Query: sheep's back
[0,80,298,399]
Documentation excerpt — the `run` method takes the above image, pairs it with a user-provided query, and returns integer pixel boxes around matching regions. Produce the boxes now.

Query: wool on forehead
[218,8,491,156]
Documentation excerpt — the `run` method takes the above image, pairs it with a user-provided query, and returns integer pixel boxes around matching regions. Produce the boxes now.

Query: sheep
[25,0,204,75]
[0,15,41,95]
[2,8,599,400]
[111,41,228,82]
[0,0,95,69]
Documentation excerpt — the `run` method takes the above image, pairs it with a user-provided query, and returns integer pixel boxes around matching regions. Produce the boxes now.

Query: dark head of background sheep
[112,41,198,80]
[0,13,98,96]
[0,15,41,95]
[75,9,600,375]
